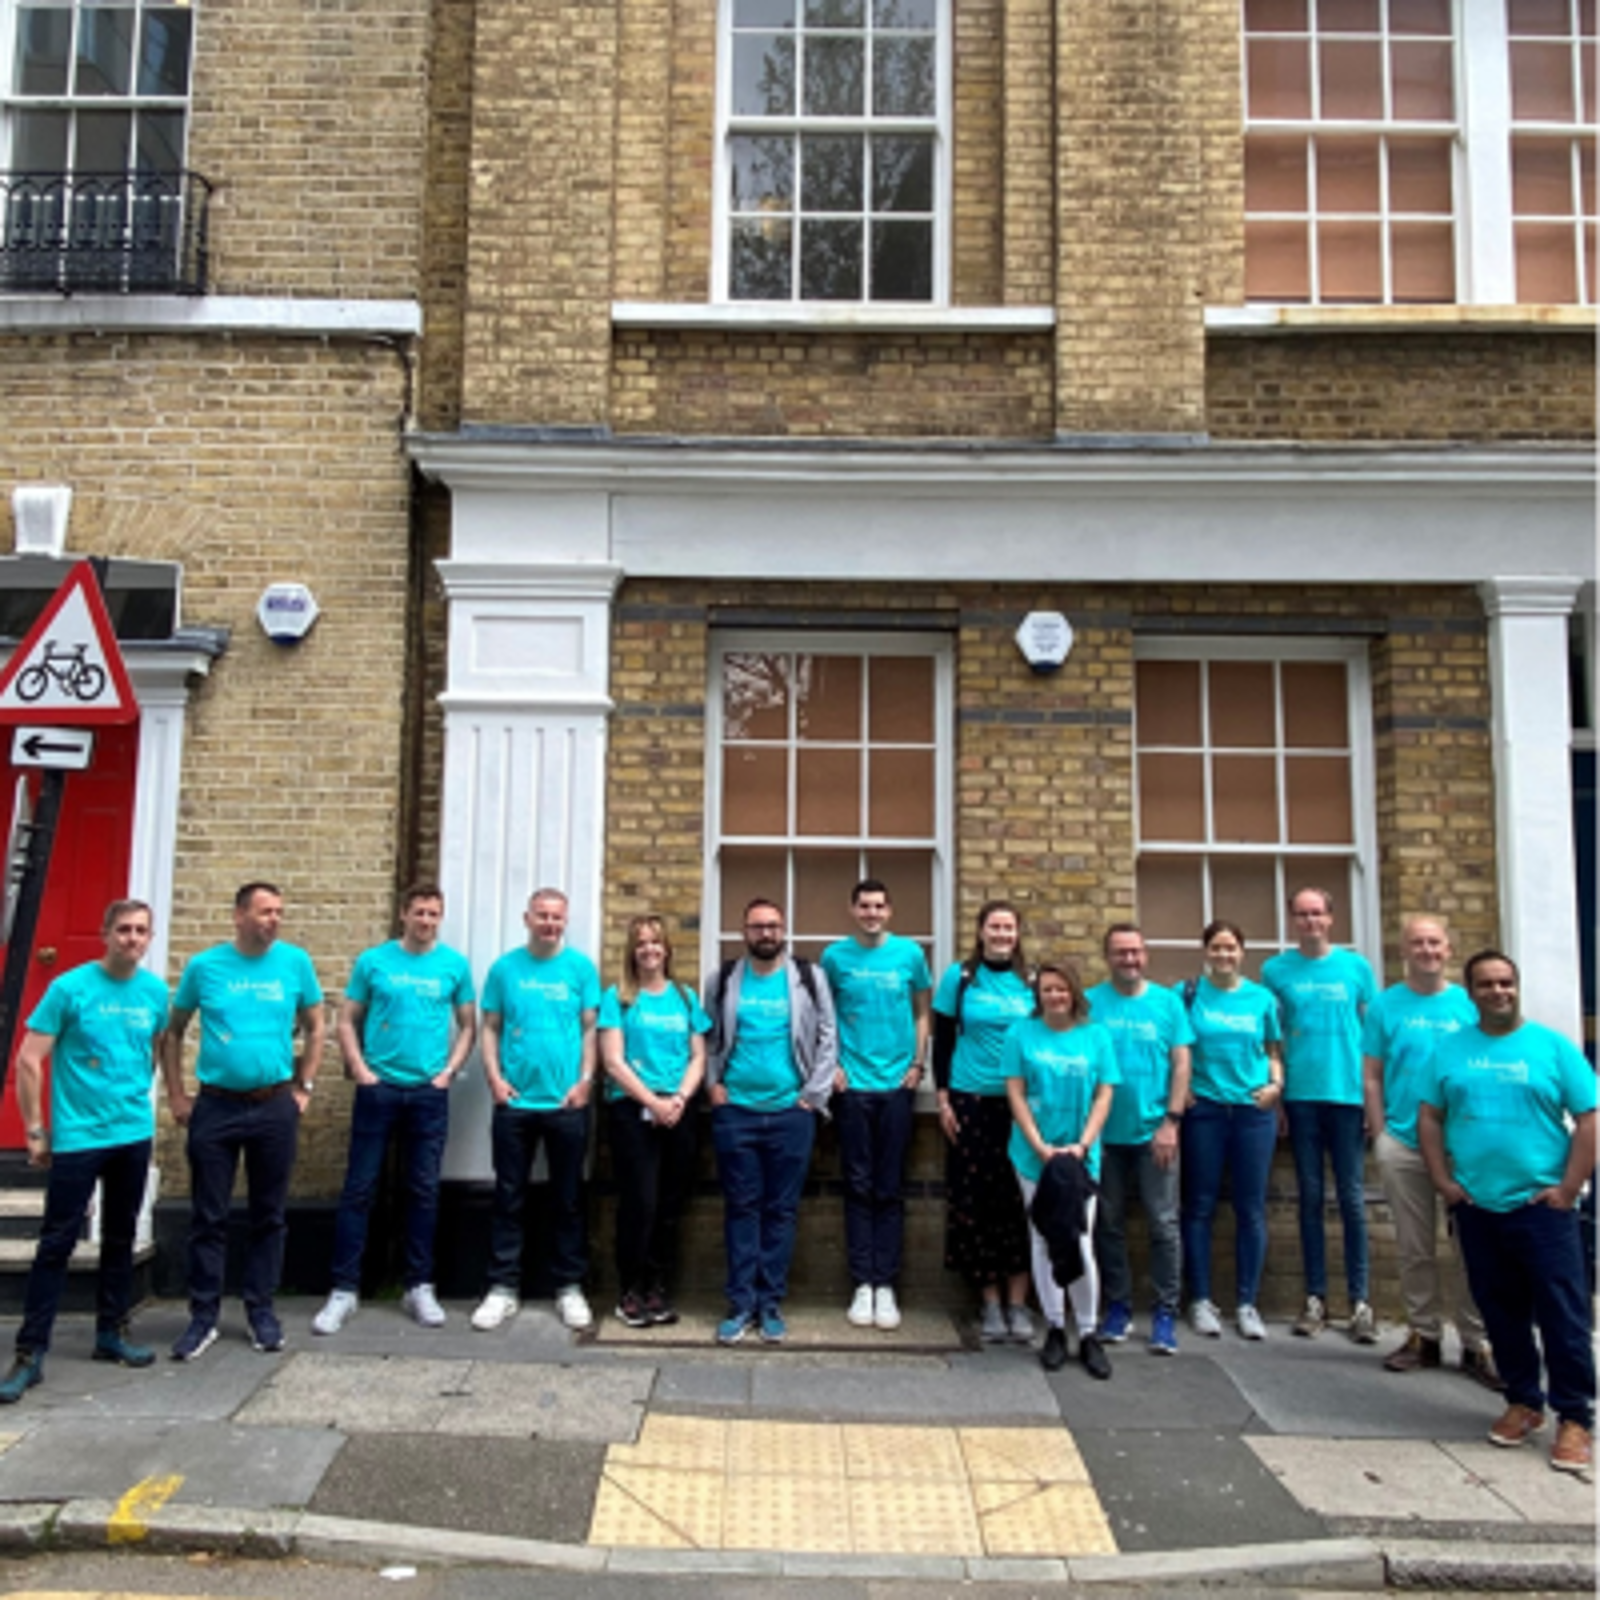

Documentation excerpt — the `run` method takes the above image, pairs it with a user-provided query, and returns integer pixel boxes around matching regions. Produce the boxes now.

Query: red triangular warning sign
[0,562,139,727]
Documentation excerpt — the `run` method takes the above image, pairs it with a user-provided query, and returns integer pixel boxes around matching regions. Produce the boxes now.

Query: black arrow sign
[19,732,87,760]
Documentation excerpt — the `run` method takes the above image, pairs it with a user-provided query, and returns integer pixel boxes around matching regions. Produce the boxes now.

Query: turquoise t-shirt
[1087,981,1195,1146]
[723,968,796,1111]
[597,982,711,1100]
[174,942,324,1092]
[1003,1018,1120,1184]
[1262,947,1376,1106]
[820,934,931,1092]
[933,963,1036,1096]
[1422,1020,1597,1213]
[1182,977,1281,1105]
[481,945,601,1111]
[1361,982,1478,1150]
[347,940,475,1087]
[27,962,168,1153]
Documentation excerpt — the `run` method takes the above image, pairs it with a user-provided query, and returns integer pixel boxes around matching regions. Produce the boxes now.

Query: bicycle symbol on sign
[15,642,107,704]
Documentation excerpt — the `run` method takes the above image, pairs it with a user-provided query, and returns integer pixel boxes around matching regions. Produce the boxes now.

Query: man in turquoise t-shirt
[1419,950,1596,1474]
[1262,887,1377,1343]
[821,878,931,1333]
[312,884,477,1337]
[1360,916,1496,1385]
[1087,924,1193,1355]
[472,888,600,1336]
[0,900,169,1405]
[163,882,326,1361]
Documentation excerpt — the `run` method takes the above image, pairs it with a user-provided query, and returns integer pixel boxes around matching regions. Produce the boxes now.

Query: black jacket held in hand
[1027,1152,1098,1289]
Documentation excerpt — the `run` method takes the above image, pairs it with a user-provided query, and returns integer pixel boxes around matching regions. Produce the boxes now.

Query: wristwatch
[25,1126,45,1139]
[295,1078,316,1095]
[1163,1110,1183,1126]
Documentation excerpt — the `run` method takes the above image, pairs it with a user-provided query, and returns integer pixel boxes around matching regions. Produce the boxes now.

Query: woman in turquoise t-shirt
[1179,920,1284,1343]
[598,915,710,1330]
[932,900,1038,1344]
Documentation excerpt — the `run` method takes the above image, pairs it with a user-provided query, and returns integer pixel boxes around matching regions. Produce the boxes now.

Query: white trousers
[1018,1174,1100,1335]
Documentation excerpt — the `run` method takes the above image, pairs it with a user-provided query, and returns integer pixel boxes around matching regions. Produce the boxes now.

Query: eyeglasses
[745,922,784,934]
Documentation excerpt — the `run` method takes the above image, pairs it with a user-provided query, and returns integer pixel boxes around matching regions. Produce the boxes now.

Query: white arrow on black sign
[10,726,94,771]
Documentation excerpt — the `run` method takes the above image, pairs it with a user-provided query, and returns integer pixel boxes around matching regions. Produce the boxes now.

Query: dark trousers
[187,1089,299,1320]
[1286,1099,1369,1303]
[834,1086,914,1288]
[1455,1200,1596,1430]
[17,1138,151,1356]
[1095,1139,1182,1314]
[712,1103,816,1317]
[1181,1096,1277,1307]
[329,1080,450,1292]
[487,1103,589,1291]
[607,1097,698,1297]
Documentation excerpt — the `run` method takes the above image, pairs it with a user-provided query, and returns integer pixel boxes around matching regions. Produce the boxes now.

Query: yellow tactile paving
[589,1416,1118,1557]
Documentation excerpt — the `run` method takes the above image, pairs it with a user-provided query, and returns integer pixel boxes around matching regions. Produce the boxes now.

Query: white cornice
[1478,575,1585,618]
[434,561,624,602]
[612,302,1055,333]
[439,692,615,715]
[0,296,422,339]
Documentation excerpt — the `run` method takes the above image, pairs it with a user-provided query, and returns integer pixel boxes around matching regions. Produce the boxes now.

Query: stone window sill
[612,302,1055,333]
[1206,304,1596,335]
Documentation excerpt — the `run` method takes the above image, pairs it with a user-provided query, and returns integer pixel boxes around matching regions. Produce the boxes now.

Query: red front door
[0,720,140,1148]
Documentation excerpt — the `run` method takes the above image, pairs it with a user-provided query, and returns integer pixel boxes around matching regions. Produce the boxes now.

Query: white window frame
[704,628,954,976]
[711,0,953,306]
[1133,636,1381,968]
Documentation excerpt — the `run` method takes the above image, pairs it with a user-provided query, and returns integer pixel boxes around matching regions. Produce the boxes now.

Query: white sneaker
[1190,1298,1223,1338]
[1237,1304,1267,1341]
[311,1289,358,1336]
[470,1287,520,1332]
[873,1286,901,1331]
[847,1284,875,1327]
[1007,1304,1035,1344]
[401,1283,447,1328]
[555,1285,594,1331]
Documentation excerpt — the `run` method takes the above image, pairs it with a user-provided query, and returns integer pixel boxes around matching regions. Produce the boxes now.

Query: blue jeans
[1095,1140,1182,1314]
[187,1087,299,1320]
[1285,1100,1369,1302]
[1455,1200,1595,1430]
[487,1103,590,1291]
[712,1103,816,1317]
[17,1138,150,1356]
[834,1086,914,1288]
[1181,1096,1277,1307]
[329,1080,450,1291]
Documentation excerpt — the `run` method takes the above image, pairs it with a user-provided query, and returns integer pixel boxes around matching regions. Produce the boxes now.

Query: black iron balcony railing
[0,170,212,295]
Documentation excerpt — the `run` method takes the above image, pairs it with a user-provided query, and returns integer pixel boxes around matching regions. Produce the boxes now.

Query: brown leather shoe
[1460,1345,1506,1392]
[1550,1420,1592,1474]
[1383,1331,1442,1372]
[1487,1402,1547,1448]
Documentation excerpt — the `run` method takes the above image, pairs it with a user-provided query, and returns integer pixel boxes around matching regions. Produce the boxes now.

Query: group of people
[0,877,1591,1477]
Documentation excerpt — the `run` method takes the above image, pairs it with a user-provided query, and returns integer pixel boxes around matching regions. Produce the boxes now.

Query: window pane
[1246,135,1309,210]
[721,847,788,930]
[724,652,790,739]
[801,134,862,213]
[1284,857,1353,940]
[76,108,131,171]
[139,7,191,95]
[1318,138,1381,212]
[1585,222,1595,301]
[870,218,932,298]
[1211,855,1280,943]
[74,6,133,96]
[803,34,864,115]
[1213,755,1279,843]
[1390,137,1452,212]
[1517,220,1579,299]
[792,848,861,937]
[733,33,795,116]
[1584,142,1597,214]
[1320,0,1380,30]
[1138,753,1205,841]
[806,0,863,23]
[1244,0,1308,29]
[1285,756,1354,842]
[873,135,933,211]
[13,109,68,171]
[731,135,794,210]
[865,848,933,933]
[1137,856,1203,941]
[1391,222,1453,297]
[1320,219,1383,299]
[875,0,936,28]
[731,219,793,297]
[869,657,933,742]
[724,747,790,834]
[1390,40,1453,119]
[735,0,796,27]
[1209,661,1276,748]
[800,216,862,297]
[796,654,861,740]
[869,749,934,835]
[136,109,183,173]
[1509,0,1572,34]
[1248,37,1312,118]
[1320,40,1383,119]
[873,34,934,115]
[1282,662,1349,747]
[1246,219,1311,298]
[1511,41,1576,119]
[1146,945,1199,987]
[1137,660,1202,746]
[797,747,860,833]
[1389,0,1451,34]
[16,7,71,94]
[1513,138,1575,214]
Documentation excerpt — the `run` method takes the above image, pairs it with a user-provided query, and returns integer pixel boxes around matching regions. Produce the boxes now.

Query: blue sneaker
[716,1311,753,1346]
[759,1309,787,1344]
[248,1307,285,1353]
[0,1352,42,1404]
[1150,1307,1179,1355]
[93,1327,156,1368]
[1100,1301,1133,1344]
[170,1318,218,1362]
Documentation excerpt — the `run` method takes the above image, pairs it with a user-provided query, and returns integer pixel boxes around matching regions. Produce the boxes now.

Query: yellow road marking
[107,1472,184,1544]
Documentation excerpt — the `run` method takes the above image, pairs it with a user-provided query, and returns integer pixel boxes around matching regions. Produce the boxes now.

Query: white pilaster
[1479,576,1584,1041]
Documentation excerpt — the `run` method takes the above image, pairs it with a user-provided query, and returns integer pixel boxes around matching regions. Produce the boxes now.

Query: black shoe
[1040,1326,1069,1372]
[644,1288,679,1327]
[1079,1332,1113,1381]
[616,1290,651,1329]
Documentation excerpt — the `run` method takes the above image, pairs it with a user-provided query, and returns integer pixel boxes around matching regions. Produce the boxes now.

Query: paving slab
[1435,1439,1596,1526]
[1041,1344,1257,1431]
[446,1361,650,1441]
[651,1361,753,1411]
[0,1418,342,1509]
[1074,1428,1327,1553]
[234,1354,469,1432]
[750,1356,1057,1423]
